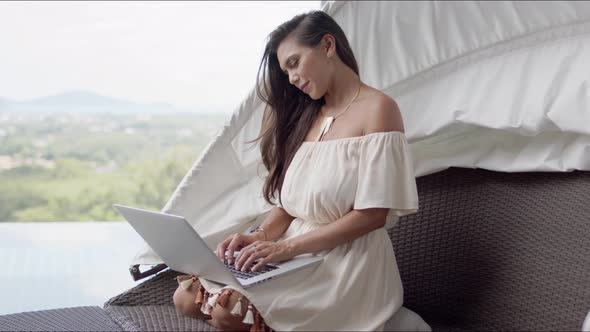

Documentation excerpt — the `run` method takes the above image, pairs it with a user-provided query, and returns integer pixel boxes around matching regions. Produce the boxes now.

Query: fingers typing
[227,234,245,264]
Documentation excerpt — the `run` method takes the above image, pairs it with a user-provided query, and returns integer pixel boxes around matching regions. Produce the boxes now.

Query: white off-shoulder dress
[198,130,420,331]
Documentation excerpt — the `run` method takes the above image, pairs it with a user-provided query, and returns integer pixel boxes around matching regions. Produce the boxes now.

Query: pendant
[320,116,334,141]
[324,116,334,134]
[308,116,335,160]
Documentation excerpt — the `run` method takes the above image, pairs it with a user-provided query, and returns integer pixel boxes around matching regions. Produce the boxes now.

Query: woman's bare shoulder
[359,88,404,134]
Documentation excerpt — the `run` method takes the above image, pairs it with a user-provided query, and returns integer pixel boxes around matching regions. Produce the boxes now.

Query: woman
[173,9,419,331]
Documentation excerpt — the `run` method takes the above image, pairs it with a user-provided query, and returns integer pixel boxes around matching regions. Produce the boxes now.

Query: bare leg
[207,290,254,331]
[172,275,211,320]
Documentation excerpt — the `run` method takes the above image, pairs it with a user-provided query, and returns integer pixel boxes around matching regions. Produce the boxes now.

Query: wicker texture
[0,306,123,331]
[104,305,219,332]
[103,167,590,331]
[105,270,221,331]
[105,269,183,307]
[390,167,590,331]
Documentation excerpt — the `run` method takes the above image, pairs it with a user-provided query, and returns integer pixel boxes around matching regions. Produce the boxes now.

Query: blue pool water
[0,222,150,315]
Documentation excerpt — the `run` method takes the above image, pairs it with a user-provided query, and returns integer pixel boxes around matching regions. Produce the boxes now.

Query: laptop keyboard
[223,258,279,280]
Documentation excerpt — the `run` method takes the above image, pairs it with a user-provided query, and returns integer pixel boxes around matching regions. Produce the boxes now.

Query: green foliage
[52,159,92,178]
[0,137,30,155]
[0,179,47,220]
[0,112,230,222]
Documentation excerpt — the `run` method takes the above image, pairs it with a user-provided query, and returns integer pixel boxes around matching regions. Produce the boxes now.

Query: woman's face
[276,33,334,99]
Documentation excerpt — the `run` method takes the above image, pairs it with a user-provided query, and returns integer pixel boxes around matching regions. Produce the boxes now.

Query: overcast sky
[0,1,321,112]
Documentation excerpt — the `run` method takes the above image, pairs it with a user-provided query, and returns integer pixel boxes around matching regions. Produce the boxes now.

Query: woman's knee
[173,276,206,319]
[209,290,251,331]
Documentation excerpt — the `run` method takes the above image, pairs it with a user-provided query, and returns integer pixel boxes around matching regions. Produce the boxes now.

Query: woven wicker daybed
[1,166,589,331]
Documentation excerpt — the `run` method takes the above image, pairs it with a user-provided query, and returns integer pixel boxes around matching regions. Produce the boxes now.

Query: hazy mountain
[0,91,206,114]
[23,91,134,107]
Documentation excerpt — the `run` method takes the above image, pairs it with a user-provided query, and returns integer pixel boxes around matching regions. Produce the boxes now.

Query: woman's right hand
[216,233,259,265]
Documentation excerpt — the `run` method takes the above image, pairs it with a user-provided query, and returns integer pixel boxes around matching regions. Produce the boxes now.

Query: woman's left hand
[234,240,295,272]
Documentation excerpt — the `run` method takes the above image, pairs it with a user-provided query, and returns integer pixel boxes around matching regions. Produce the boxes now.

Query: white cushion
[383,306,432,332]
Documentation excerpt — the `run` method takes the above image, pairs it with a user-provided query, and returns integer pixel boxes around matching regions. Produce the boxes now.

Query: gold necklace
[315,80,361,142]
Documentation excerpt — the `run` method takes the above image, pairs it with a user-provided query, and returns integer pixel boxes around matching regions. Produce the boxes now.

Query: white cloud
[0,1,321,112]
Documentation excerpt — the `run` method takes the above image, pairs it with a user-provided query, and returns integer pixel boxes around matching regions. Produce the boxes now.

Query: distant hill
[0,91,212,114]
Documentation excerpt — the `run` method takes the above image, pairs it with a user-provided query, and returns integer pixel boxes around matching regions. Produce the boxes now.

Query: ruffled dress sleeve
[353,132,419,228]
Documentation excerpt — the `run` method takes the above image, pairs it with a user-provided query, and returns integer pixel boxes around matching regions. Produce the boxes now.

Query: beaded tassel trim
[192,285,274,332]
[176,275,197,290]
[216,288,233,308]
[230,293,243,316]
[175,275,274,331]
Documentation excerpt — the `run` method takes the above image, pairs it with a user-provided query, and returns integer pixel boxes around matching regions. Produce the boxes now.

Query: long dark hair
[250,10,359,207]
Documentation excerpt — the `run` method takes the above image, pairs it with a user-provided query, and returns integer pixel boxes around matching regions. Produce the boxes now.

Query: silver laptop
[113,204,323,288]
